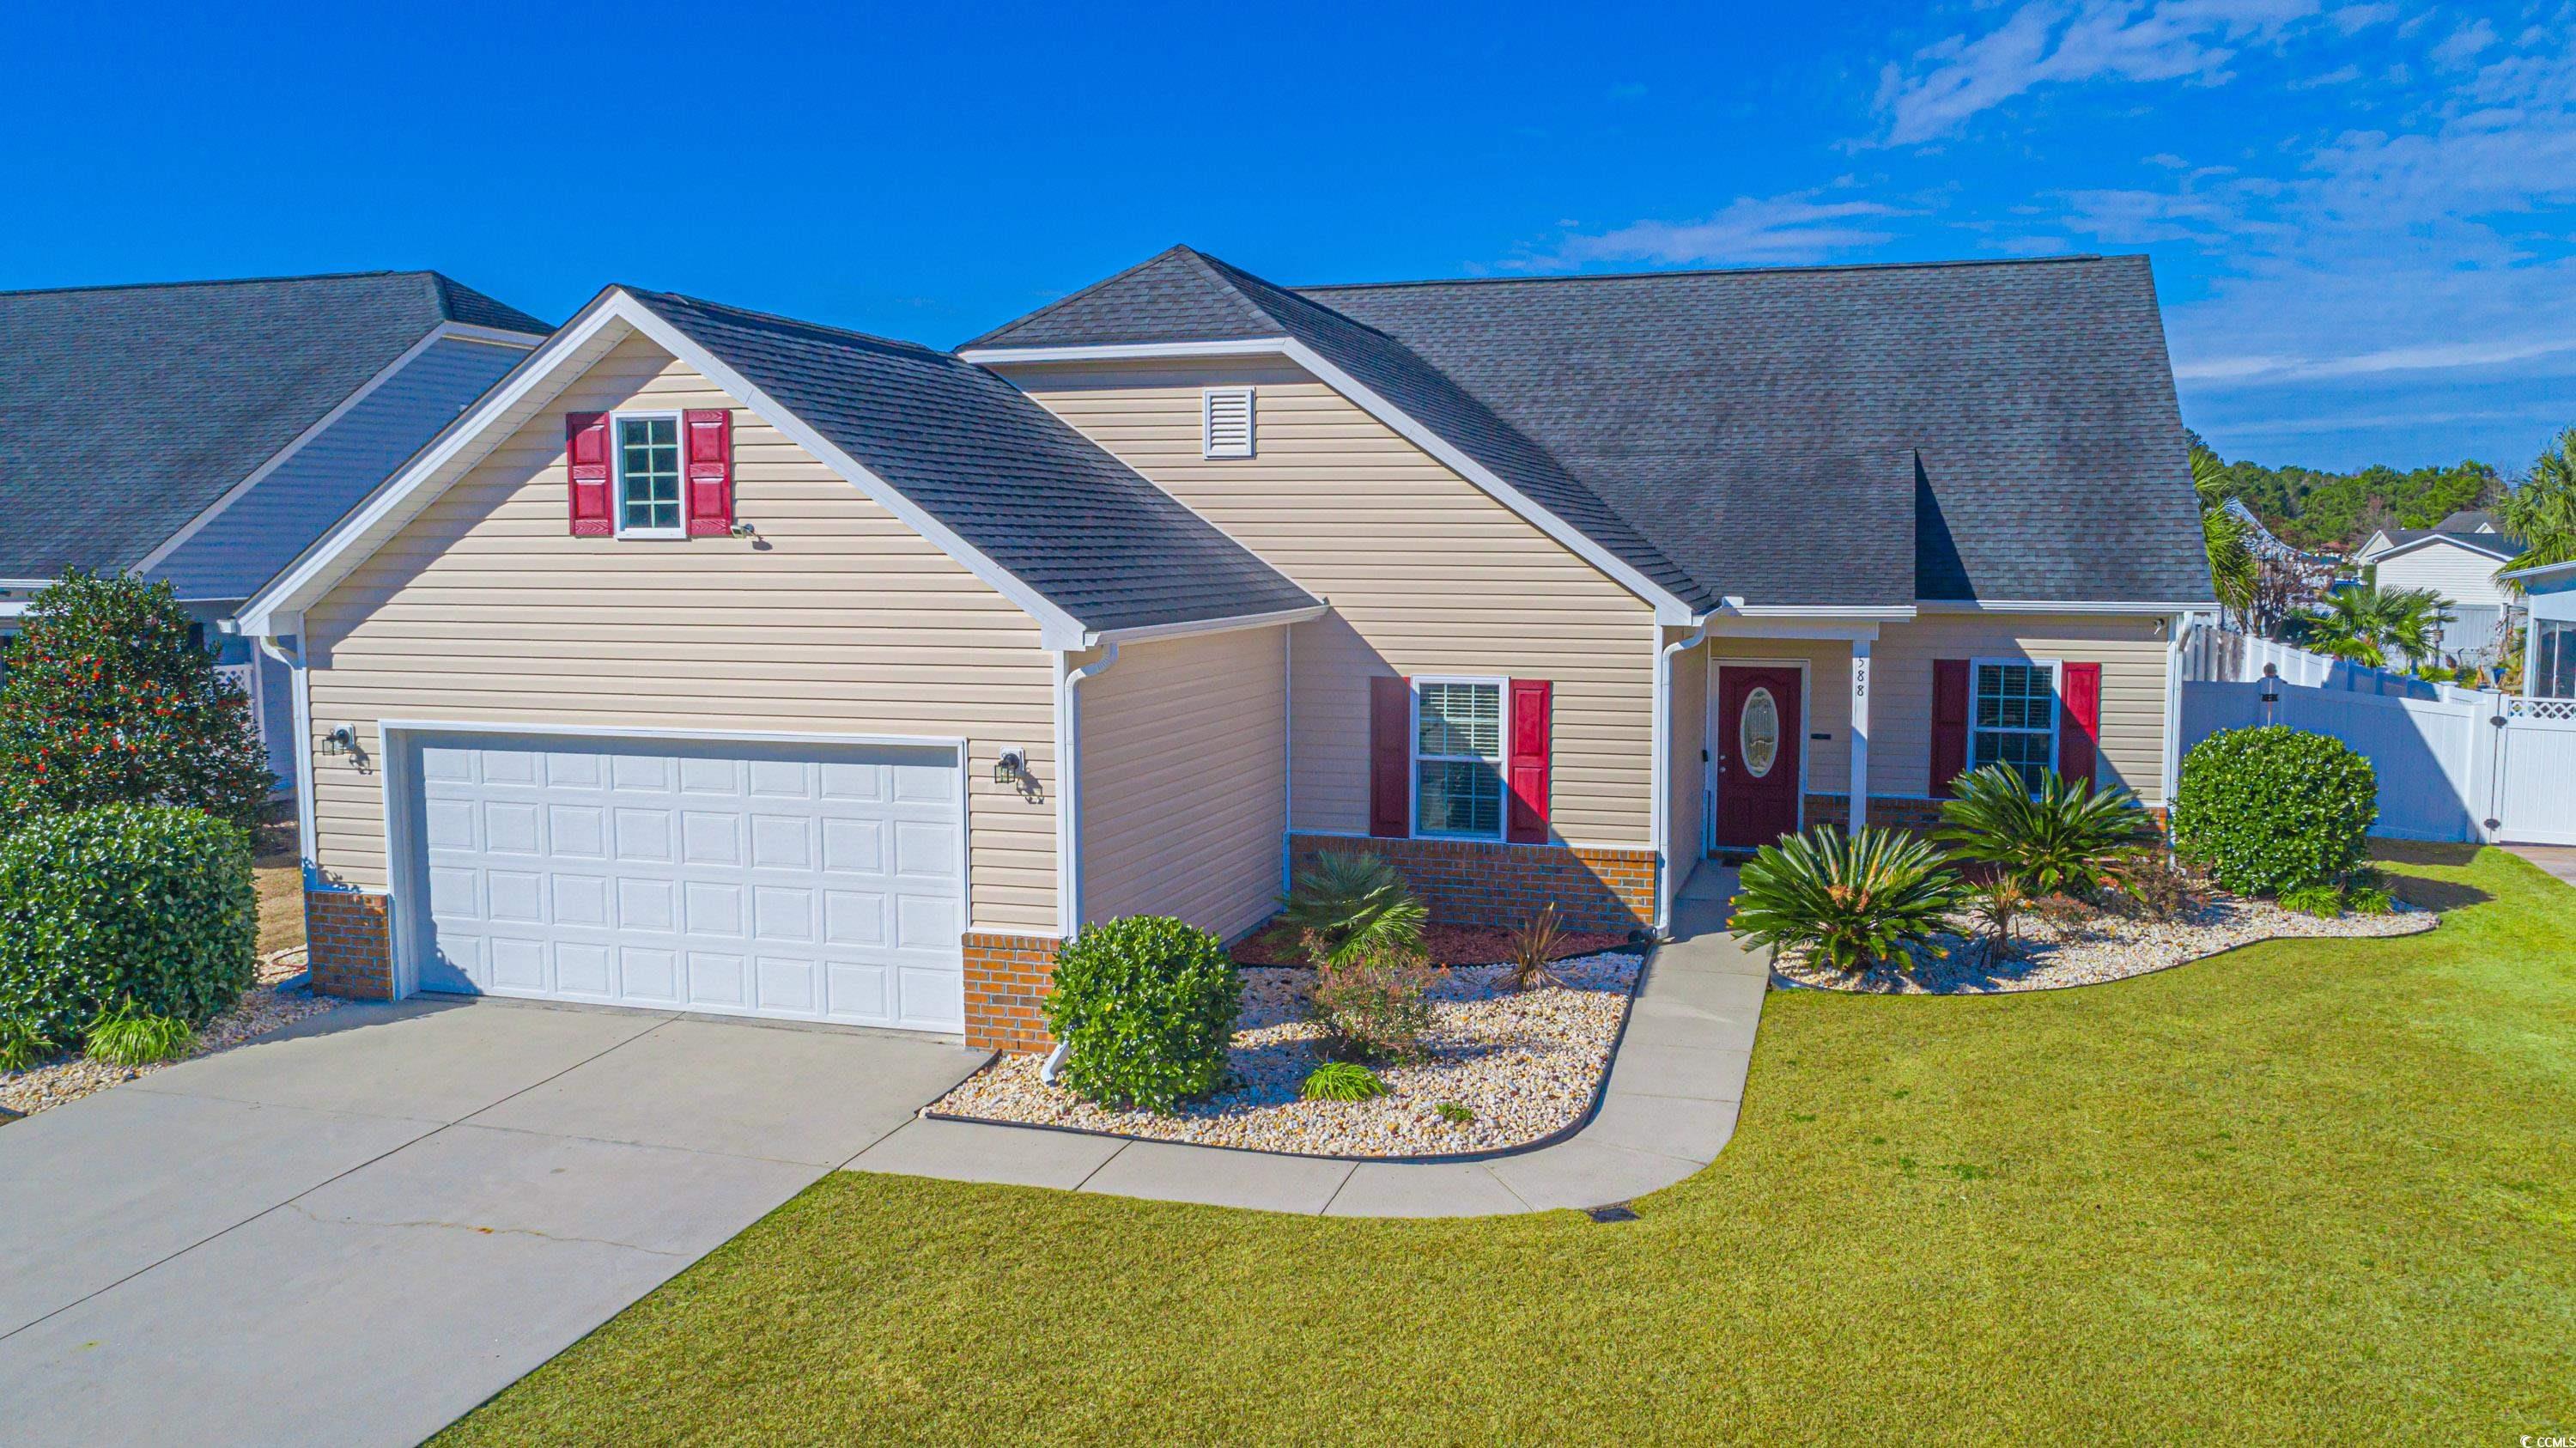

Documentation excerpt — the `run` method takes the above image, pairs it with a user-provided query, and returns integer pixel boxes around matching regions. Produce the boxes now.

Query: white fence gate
[2179,627,2576,846]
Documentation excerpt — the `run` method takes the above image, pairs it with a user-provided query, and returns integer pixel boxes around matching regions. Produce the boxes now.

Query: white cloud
[2327,2,2397,35]
[1546,194,1902,267]
[2430,18,2497,69]
[1874,0,2321,145]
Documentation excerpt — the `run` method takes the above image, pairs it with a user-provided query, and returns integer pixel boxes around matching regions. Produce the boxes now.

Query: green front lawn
[443,847,2576,1444]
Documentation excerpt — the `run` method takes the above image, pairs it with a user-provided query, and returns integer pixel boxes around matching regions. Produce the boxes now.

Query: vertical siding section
[1078,626,1289,940]
[1665,631,1706,880]
[302,332,1060,934]
[1868,613,2172,804]
[1009,361,1659,847]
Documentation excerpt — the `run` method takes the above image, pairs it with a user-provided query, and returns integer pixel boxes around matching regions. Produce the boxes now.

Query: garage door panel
[408,733,964,1032]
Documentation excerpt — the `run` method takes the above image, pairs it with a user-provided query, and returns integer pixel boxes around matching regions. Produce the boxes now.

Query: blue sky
[9,1,2572,472]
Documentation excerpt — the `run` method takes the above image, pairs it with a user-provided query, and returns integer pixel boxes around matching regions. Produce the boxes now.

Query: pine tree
[0,571,271,831]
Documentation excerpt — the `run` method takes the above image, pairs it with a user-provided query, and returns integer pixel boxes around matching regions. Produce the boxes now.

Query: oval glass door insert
[1740,687,1781,779]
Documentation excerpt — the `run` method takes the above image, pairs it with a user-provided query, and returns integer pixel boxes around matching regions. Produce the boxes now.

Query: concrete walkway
[0,998,985,1448]
[848,866,1765,1216]
[2508,844,2576,891]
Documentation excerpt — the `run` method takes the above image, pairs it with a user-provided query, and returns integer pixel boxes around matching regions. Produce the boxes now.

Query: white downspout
[1043,642,1119,1085]
[252,631,318,890]
[1650,620,1715,938]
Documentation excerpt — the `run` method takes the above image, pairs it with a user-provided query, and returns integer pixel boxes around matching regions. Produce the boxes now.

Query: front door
[1712,666,1804,849]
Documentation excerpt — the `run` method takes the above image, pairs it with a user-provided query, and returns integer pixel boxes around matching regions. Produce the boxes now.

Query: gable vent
[1201,386,1255,459]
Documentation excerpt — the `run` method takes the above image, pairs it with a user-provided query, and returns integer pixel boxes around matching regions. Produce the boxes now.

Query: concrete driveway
[0,997,984,1448]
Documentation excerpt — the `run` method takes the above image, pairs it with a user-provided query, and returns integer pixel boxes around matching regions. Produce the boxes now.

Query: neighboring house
[235,247,2213,1051]
[2506,560,2576,700]
[0,272,551,786]
[2354,509,2522,663]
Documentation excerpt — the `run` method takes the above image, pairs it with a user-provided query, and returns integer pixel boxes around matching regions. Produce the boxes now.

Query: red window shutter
[1369,675,1412,838]
[683,408,734,537]
[565,412,611,537]
[1930,658,1971,798]
[1507,678,1552,843]
[2058,661,2102,788]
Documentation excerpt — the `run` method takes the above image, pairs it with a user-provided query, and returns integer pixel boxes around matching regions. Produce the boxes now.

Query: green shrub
[1434,1101,1473,1126]
[0,570,272,833]
[2279,883,2347,917]
[0,1019,56,1073]
[2347,885,2396,916]
[1042,916,1241,1114]
[1729,826,1969,974]
[1278,851,1426,965]
[1309,945,1436,1063]
[1934,764,2152,897]
[0,805,257,1046]
[84,1000,198,1066]
[2172,727,2378,896]
[1299,1060,1387,1102]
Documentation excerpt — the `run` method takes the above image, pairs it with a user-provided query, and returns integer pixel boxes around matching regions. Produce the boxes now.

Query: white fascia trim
[1091,601,1327,647]
[1722,604,1916,620]
[1915,599,2216,615]
[963,338,1291,364]
[2372,533,2518,565]
[134,322,541,581]
[236,290,1094,650]
[969,338,1704,626]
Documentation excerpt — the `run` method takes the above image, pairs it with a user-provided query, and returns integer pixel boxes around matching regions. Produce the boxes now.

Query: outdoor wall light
[993,748,1028,786]
[324,726,357,756]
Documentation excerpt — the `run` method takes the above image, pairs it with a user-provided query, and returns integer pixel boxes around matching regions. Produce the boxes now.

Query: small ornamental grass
[1729,826,1969,975]
[0,1018,57,1074]
[2172,726,2377,897]
[0,804,257,1046]
[1934,764,2152,897]
[1042,916,1242,1115]
[84,999,197,1066]
[1298,1060,1388,1103]
[2279,883,2349,918]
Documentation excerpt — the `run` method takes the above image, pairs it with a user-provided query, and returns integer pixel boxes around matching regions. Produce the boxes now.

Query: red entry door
[1713,666,1804,849]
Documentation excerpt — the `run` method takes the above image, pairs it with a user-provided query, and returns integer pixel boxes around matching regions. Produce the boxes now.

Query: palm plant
[1278,851,1427,966]
[1728,826,1968,975]
[2284,583,2453,668]
[1965,877,2030,964]
[2192,449,2257,619]
[1934,764,2153,897]
[2502,427,2576,581]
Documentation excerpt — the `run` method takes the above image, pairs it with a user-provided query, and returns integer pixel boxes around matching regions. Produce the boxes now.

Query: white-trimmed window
[1201,387,1255,459]
[1971,659,2059,792]
[614,412,684,537]
[2534,618,2576,699]
[1414,678,1504,839]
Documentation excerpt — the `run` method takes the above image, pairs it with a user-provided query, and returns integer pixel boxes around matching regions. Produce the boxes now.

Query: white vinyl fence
[2179,626,2576,846]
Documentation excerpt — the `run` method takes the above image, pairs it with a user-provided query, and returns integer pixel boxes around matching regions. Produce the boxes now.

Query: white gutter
[1649,619,1715,938]
[1053,642,1121,940]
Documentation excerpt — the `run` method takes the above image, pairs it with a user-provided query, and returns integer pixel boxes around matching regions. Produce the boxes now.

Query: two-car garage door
[400,732,965,1033]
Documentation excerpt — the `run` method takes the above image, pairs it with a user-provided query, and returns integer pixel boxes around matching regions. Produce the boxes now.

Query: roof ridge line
[1295,252,2122,294]
[0,269,443,299]
[627,287,958,363]
[954,244,1250,352]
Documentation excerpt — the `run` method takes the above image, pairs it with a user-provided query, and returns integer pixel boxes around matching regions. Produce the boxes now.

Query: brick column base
[1289,834,1655,934]
[963,933,1060,1053]
[306,889,395,1000]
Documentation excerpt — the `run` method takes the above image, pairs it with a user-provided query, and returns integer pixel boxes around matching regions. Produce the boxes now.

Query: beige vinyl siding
[1077,627,1288,940]
[1009,361,1659,847]
[1869,613,2172,804]
[302,332,1060,934]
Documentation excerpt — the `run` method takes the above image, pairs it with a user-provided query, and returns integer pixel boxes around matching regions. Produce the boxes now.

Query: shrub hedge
[1042,915,1241,1113]
[0,804,257,1045]
[2172,726,2378,897]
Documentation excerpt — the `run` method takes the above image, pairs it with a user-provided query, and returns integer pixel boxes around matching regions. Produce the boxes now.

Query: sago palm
[1934,764,2151,897]
[1728,826,1968,974]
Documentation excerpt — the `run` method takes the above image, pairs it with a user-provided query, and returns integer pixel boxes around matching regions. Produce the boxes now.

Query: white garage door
[402,733,965,1033]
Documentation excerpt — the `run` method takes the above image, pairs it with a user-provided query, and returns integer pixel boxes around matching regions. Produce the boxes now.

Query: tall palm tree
[2192,449,2257,618]
[2286,583,2455,667]
[2502,427,2576,581]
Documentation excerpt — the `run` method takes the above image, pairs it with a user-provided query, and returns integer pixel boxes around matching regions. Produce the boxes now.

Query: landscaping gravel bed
[929,951,1643,1157]
[0,948,343,1119]
[1769,896,2435,995]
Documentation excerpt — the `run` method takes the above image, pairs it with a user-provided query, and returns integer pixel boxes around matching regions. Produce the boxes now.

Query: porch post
[1849,638,1872,830]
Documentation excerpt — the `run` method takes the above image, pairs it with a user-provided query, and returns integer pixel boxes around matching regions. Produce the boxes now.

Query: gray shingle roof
[0,271,549,580]
[973,247,2215,609]
[631,289,1317,634]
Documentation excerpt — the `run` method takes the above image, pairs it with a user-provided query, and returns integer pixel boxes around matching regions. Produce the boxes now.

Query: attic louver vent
[1201,386,1255,459]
